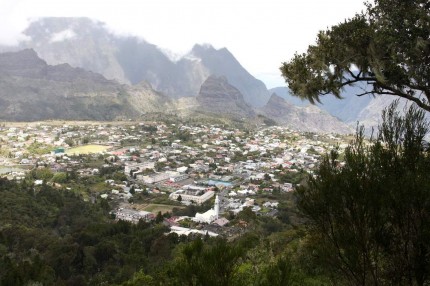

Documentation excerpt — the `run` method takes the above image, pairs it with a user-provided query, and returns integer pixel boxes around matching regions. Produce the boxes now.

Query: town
[0,120,351,237]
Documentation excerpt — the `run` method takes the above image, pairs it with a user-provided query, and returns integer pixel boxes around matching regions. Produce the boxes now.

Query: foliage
[27,142,55,155]
[0,172,333,285]
[28,167,54,181]
[172,200,213,217]
[51,172,68,183]
[277,169,306,185]
[166,237,245,286]
[296,101,430,285]
[0,180,175,285]
[64,138,74,147]
[281,0,430,111]
[236,206,257,223]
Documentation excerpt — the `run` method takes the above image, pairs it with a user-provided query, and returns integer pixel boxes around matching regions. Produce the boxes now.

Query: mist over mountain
[0,48,352,135]
[270,86,376,124]
[3,17,270,107]
[260,94,353,134]
[0,49,170,121]
[0,17,379,133]
[188,44,270,107]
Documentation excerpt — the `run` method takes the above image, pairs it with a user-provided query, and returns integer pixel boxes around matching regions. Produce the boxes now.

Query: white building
[193,195,220,224]
[168,226,218,237]
[141,172,170,184]
[115,209,154,223]
[170,173,189,182]
[169,190,214,205]
[124,161,155,175]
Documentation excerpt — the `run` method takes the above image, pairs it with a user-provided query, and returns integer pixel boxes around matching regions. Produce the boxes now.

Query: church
[193,195,220,224]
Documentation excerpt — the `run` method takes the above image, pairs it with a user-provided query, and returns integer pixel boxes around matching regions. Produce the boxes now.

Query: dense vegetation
[297,102,430,285]
[0,176,323,285]
[281,0,430,282]
[0,180,170,285]
[1,1,429,284]
[2,102,429,285]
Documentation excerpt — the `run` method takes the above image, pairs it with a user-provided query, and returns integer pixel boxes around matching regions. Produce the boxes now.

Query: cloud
[0,1,32,45]
[49,29,77,43]
[0,0,367,87]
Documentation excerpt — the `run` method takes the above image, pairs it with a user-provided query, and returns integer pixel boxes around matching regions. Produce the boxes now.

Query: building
[169,189,214,205]
[168,226,218,237]
[193,195,220,223]
[124,161,155,175]
[114,208,154,223]
[170,173,189,182]
[141,172,170,184]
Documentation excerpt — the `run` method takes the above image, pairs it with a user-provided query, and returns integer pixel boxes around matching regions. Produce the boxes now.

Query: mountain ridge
[5,17,270,107]
[0,49,169,121]
[260,93,353,134]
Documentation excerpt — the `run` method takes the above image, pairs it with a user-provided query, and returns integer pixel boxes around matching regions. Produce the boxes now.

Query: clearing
[134,203,182,214]
[66,144,111,155]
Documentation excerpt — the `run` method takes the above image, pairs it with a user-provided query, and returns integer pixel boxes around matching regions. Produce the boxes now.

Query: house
[170,173,189,182]
[141,172,170,184]
[168,226,218,237]
[169,189,214,205]
[114,208,154,223]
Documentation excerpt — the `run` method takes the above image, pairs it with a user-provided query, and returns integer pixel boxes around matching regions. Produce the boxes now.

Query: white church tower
[214,195,220,220]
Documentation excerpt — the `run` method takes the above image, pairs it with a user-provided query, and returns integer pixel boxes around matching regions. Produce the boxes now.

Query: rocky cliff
[0,49,169,121]
[6,17,270,107]
[261,94,353,134]
[196,75,255,118]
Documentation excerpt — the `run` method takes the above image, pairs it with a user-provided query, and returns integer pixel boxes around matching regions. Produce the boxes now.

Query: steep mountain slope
[196,75,255,117]
[270,85,374,123]
[186,44,270,107]
[7,17,270,107]
[260,94,353,134]
[0,48,350,133]
[174,76,255,120]
[0,49,169,121]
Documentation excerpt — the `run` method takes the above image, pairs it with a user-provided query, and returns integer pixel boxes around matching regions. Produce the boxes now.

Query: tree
[280,0,430,111]
[64,138,74,147]
[29,168,54,181]
[129,186,135,194]
[51,172,68,184]
[155,211,164,224]
[297,101,430,285]
[121,269,155,286]
[169,237,245,286]
[237,207,257,223]
[258,257,297,286]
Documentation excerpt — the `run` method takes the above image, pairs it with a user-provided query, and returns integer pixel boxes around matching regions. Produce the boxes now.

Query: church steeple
[214,195,220,220]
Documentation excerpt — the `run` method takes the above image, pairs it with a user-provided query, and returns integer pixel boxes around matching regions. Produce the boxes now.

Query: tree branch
[328,74,430,112]
[376,82,430,112]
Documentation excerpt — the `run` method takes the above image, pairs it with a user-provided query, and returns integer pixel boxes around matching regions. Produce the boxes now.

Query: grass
[134,203,183,214]
[65,144,111,155]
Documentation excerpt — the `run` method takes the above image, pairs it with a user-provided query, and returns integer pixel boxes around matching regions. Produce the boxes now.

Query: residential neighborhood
[0,120,351,237]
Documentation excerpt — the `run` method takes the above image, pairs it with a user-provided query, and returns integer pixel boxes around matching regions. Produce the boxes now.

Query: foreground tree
[281,0,430,111]
[167,237,245,286]
[297,101,430,285]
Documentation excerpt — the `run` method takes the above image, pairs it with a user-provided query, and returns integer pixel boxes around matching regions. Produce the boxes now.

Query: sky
[1,0,367,88]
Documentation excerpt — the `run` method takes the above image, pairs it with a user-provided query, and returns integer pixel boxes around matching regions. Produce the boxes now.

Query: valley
[0,8,425,284]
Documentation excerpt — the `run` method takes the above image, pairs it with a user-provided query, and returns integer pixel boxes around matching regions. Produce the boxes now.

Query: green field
[65,144,111,155]
[136,204,182,214]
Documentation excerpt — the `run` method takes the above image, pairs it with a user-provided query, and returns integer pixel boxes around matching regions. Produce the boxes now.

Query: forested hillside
[0,176,327,285]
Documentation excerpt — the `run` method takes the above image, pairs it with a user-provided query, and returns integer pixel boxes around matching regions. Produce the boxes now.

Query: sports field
[135,204,182,214]
[65,144,111,155]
